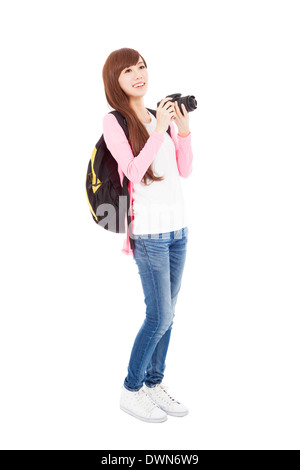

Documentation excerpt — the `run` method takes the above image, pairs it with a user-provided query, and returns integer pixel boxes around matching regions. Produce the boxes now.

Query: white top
[132,111,188,235]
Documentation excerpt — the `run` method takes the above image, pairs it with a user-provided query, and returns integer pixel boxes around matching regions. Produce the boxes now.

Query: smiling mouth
[132,82,145,88]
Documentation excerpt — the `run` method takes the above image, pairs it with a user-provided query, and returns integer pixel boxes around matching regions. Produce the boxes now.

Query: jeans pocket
[133,236,148,259]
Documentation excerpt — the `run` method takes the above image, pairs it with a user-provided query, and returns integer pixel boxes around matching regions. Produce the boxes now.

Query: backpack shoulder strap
[109,110,129,139]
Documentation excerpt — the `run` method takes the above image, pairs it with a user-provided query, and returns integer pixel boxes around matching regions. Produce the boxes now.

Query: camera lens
[187,95,197,111]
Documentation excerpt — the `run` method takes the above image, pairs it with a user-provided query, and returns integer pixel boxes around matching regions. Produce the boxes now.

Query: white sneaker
[120,385,168,423]
[144,383,189,417]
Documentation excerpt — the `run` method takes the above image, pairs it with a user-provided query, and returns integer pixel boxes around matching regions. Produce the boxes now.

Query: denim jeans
[123,226,189,392]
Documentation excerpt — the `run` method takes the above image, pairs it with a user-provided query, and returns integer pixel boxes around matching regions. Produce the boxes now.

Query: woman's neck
[129,99,150,123]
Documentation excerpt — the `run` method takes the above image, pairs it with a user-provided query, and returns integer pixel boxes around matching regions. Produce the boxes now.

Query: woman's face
[118,56,148,98]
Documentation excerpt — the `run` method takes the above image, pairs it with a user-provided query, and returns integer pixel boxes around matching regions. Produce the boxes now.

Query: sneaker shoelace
[152,383,181,406]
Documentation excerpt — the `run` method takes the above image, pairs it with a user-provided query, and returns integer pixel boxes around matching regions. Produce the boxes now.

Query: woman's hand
[155,97,177,135]
[172,101,190,136]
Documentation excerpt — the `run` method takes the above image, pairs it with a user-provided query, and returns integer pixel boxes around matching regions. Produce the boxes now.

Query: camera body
[157,93,197,115]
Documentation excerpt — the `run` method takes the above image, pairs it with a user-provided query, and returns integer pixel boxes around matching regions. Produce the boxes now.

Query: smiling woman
[100,47,193,424]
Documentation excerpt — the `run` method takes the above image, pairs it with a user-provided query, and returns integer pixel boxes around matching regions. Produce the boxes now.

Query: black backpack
[85,107,172,250]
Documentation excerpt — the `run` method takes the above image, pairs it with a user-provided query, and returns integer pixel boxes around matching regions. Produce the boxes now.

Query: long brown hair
[102,48,164,185]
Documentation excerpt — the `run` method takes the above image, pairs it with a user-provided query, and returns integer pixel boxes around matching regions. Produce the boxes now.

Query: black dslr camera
[157,93,197,115]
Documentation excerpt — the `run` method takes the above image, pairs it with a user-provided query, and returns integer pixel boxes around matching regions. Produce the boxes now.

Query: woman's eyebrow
[125,62,144,69]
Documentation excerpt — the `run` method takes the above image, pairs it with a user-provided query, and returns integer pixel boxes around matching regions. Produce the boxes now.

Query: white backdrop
[0,0,299,450]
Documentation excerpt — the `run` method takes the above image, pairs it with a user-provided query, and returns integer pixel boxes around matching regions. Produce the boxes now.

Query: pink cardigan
[102,113,193,255]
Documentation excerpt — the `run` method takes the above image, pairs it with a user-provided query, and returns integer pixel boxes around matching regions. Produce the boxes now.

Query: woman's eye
[125,65,145,73]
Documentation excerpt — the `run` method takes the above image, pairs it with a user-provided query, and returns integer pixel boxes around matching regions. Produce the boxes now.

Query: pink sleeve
[102,113,165,184]
[169,121,193,178]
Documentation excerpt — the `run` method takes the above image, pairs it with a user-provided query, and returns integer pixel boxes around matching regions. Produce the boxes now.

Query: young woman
[102,48,193,423]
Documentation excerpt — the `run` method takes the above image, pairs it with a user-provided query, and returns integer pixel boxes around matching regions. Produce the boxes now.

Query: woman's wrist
[154,127,165,135]
[178,129,190,137]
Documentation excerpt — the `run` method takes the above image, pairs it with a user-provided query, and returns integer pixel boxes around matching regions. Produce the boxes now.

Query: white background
[0,0,299,450]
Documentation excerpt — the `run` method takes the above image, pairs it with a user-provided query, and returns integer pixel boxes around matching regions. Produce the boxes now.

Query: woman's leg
[144,227,189,387]
[124,228,189,391]
[123,234,173,392]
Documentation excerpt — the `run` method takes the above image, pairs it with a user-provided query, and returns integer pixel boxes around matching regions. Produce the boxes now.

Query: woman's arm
[103,113,165,184]
[169,121,193,178]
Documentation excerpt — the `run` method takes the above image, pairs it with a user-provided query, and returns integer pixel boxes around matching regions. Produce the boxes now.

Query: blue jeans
[123,226,189,392]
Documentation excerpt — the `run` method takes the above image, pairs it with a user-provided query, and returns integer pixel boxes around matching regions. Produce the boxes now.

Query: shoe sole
[164,409,189,417]
[120,405,168,423]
